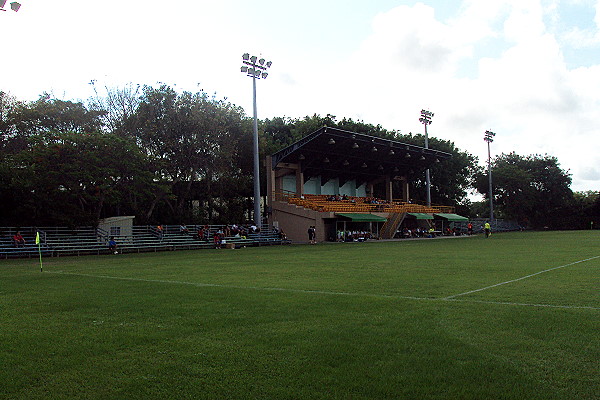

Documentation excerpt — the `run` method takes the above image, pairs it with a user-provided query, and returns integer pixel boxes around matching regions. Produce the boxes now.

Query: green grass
[1,231,599,399]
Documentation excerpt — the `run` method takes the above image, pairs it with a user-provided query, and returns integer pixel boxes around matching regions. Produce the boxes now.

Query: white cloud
[3,0,599,193]
[276,1,600,192]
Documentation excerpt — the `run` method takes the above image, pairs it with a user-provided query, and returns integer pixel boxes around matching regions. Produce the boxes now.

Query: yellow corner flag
[36,232,43,272]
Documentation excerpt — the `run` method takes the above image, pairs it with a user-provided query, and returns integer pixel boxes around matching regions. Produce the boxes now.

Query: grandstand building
[266,127,466,242]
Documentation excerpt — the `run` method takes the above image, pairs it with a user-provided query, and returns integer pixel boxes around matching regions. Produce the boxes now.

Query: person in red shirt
[12,232,25,247]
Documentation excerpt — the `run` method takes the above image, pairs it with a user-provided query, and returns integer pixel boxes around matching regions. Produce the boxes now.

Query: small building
[98,216,135,241]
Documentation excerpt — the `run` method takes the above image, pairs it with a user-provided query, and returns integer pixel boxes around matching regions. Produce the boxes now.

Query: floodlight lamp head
[259,58,265,65]
[250,55,257,63]
[266,61,272,68]
[484,130,496,143]
[242,53,250,61]
[10,2,20,11]
[0,0,6,8]
[240,66,248,73]
[261,72,268,79]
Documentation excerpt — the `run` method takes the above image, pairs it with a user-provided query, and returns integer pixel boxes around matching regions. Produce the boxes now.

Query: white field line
[46,270,600,311]
[46,271,430,301]
[443,255,600,300]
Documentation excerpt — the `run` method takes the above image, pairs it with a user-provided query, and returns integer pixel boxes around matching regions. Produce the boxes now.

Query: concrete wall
[269,201,335,243]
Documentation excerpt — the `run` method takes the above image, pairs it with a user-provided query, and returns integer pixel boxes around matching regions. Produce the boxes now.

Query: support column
[401,177,410,202]
[296,163,304,197]
[266,156,275,204]
[385,176,393,202]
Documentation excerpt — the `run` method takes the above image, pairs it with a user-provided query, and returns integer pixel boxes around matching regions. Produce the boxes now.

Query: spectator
[279,229,287,241]
[108,236,118,254]
[179,224,189,234]
[156,224,164,240]
[12,231,26,247]
[213,231,222,249]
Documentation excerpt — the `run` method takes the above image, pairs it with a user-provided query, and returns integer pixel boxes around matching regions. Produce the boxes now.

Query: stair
[379,212,406,239]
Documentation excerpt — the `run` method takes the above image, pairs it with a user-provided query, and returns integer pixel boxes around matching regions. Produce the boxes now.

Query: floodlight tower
[419,109,434,206]
[0,1,21,12]
[484,130,496,222]
[240,53,272,227]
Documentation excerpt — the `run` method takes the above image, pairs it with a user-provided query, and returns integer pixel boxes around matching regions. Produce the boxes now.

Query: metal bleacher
[0,224,290,259]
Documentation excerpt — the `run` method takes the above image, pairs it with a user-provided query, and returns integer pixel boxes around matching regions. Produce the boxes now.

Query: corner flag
[36,232,43,272]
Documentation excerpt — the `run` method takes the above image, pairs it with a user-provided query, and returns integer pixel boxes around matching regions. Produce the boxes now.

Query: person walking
[308,226,316,244]
[484,221,491,238]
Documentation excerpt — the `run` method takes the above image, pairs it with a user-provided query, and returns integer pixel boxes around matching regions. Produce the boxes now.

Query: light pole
[484,130,496,222]
[241,53,272,227]
[0,1,21,12]
[419,109,434,206]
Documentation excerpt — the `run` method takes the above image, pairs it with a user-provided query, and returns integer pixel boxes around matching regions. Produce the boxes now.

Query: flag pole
[36,231,43,272]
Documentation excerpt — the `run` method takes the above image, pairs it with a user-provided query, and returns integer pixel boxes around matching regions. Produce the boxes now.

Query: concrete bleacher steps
[0,224,289,258]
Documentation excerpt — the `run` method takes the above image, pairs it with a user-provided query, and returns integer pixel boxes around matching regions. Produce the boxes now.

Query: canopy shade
[434,213,469,222]
[407,212,433,220]
[270,127,452,183]
[336,213,387,222]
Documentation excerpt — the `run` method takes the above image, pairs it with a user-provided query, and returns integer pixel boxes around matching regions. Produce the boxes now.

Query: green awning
[336,213,387,222]
[407,212,433,220]
[434,213,469,222]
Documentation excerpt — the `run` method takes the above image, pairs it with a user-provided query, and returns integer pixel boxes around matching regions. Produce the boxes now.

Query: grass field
[1,231,599,399]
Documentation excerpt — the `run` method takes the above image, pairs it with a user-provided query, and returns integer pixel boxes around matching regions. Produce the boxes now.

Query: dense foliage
[474,152,596,229]
[0,88,595,229]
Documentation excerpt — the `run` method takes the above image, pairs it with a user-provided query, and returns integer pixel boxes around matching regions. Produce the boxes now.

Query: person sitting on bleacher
[12,232,26,248]
[213,231,222,249]
[179,224,189,234]
[108,236,118,254]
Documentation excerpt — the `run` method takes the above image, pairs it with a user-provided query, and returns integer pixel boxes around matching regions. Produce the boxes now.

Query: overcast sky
[3,0,600,193]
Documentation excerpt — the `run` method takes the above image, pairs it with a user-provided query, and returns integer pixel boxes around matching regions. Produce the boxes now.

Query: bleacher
[279,192,454,214]
[0,224,290,259]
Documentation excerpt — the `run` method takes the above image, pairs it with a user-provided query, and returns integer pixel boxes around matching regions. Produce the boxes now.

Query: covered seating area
[266,127,463,242]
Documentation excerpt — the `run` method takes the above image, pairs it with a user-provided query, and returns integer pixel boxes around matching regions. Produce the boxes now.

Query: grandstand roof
[270,127,452,182]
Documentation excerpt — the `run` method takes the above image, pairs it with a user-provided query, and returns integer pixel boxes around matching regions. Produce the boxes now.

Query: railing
[380,212,405,239]
[273,191,455,214]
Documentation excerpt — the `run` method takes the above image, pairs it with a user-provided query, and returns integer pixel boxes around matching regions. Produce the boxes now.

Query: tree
[475,152,573,228]
[1,94,106,155]
[394,133,480,207]
[88,81,142,133]
[1,131,158,226]
[120,85,249,223]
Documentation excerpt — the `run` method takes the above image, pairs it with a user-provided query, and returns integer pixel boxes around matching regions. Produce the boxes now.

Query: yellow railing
[274,191,454,214]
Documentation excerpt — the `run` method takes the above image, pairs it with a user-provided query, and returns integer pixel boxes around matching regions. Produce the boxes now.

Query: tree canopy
[475,152,573,228]
[0,86,594,230]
